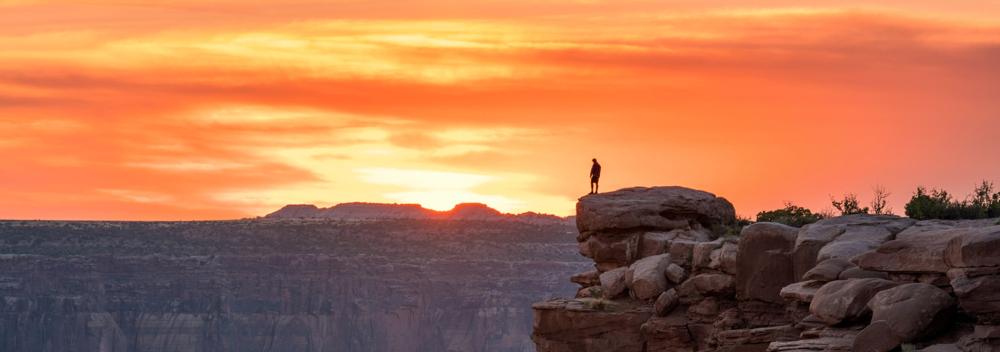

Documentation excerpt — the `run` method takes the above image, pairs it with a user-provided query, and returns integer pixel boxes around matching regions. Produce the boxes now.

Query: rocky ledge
[532,186,1000,351]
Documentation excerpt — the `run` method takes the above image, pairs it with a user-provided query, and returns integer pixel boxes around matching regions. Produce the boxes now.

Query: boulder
[853,321,902,352]
[571,270,601,287]
[576,186,736,235]
[639,232,673,258]
[710,241,740,275]
[792,215,914,279]
[692,239,724,271]
[628,254,672,300]
[856,283,955,350]
[600,267,629,299]
[653,289,679,316]
[944,225,1000,268]
[803,258,854,282]
[579,233,640,269]
[838,267,889,280]
[737,222,799,303]
[665,263,686,284]
[667,240,698,267]
[678,273,736,302]
[779,280,825,303]
[947,267,1000,324]
[854,226,966,274]
[809,278,899,325]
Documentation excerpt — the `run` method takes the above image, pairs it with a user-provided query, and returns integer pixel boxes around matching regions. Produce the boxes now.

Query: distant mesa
[264,202,572,225]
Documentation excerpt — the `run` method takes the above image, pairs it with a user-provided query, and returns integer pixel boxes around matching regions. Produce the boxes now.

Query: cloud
[1,3,999,219]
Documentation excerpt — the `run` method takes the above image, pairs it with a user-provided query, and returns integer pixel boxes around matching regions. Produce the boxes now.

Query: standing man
[589,158,602,194]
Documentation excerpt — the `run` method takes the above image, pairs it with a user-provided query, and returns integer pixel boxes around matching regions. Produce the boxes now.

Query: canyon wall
[533,186,1000,351]
[0,219,588,352]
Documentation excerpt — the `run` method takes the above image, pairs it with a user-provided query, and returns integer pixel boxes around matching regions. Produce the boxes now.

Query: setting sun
[3,1,1000,220]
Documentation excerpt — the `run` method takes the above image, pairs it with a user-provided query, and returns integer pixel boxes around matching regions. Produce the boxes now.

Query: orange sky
[2,1,999,220]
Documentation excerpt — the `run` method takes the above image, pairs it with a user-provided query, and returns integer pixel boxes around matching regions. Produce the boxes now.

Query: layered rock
[0,219,588,352]
[533,185,1000,352]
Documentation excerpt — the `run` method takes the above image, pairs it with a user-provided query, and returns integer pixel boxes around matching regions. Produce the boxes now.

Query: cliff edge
[532,186,1000,351]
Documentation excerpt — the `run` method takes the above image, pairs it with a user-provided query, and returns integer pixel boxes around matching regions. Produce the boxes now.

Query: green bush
[756,203,825,227]
[831,193,870,216]
[904,181,1000,220]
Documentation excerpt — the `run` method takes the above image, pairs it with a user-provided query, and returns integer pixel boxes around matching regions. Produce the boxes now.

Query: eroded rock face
[535,185,1000,352]
[0,219,588,352]
[576,186,736,235]
[532,299,652,352]
[737,222,799,304]
[853,283,955,351]
[792,215,914,280]
[628,254,672,300]
[809,278,899,325]
[944,226,1000,268]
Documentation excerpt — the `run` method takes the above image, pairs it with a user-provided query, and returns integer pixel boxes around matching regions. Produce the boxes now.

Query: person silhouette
[589,158,601,194]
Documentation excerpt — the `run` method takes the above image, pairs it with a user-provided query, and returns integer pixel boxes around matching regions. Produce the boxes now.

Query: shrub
[831,193,870,216]
[904,181,1000,220]
[756,202,825,227]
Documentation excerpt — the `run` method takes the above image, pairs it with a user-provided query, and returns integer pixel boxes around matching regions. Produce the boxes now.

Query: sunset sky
[2,1,999,220]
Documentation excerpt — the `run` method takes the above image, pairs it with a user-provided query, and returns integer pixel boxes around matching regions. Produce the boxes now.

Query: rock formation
[533,186,1000,351]
[0,218,589,352]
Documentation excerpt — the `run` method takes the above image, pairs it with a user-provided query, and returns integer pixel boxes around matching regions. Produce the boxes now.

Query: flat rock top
[576,186,736,234]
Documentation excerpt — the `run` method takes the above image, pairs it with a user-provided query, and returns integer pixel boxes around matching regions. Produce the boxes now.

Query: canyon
[0,213,586,352]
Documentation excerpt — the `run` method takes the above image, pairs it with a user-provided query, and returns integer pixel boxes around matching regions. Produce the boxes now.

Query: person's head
[592,158,597,163]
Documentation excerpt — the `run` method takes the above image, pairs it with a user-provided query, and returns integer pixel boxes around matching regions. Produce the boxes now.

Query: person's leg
[595,181,599,194]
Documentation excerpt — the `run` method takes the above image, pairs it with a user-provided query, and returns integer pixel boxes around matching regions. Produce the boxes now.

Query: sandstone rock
[576,186,736,235]
[852,321,902,352]
[944,225,1000,268]
[803,258,854,282]
[667,240,699,267]
[858,283,955,349]
[739,300,793,328]
[854,226,967,274]
[693,239,724,271]
[780,280,825,303]
[710,241,740,275]
[688,297,726,323]
[767,337,854,351]
[678,273,736,302]
[579,233,641,269]
[600,267,629,299]
[571,270,601,287]
[838,267,889,280]
[639,232,673,258]
[641,311,695,351]
[653,289,679,316]
[716,325,799,347]
[628,254,672,300]
[947,268,1000,324]
[665,263,687,284]
[809,278,899,325]
[815,226,894,263]
[792,215,914,279]
[532,299,652,352]
[737,222,799,304]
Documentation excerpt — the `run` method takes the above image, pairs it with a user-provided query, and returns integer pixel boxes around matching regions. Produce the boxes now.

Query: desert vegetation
[753,181,1000,227]
[904,181,1000,220]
